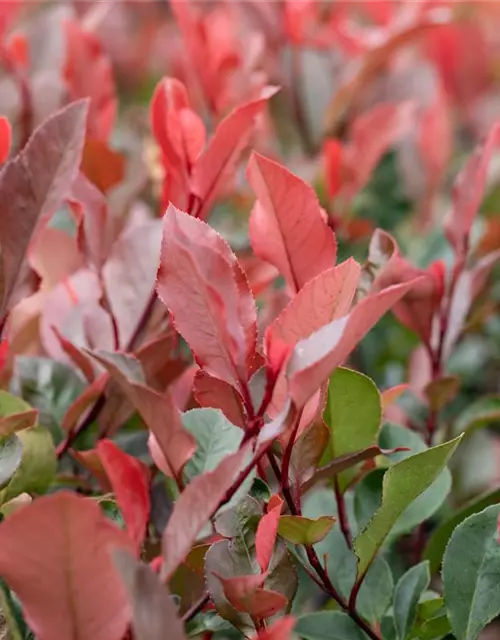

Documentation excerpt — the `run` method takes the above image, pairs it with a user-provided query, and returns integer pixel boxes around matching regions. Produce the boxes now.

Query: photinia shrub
[2,2,500,640]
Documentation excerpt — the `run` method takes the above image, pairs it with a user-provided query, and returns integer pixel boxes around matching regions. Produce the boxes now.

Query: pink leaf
[288,281,419,407]
[266,259,360,348]
[0,491,133,640]
[103,220,162,347]
[64,20,116,141]
[90,350,195,480]
[0,100,89,318]
[247,152,337,293]
[256,495,283,573]
[191,87,278,220]
[157,204,257,390]
[193,370,246,428]
[162,444,252,582]
[97,440,151,550]
[251,616,296,640]
[444,123,500,257]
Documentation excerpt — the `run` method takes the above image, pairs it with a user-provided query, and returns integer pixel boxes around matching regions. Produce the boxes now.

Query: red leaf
[251,616,296,640]
[444,123,500,257]
[64,20,116,141]
[70,172,115,271]
[191,87,278,220]
[97,440,151,550]
[157,204,257,390]
[256,495,283,573]
[70,446,112,493]
[0,116,11,165]
[113,550,188,640]
[0,492,133,640]
[90,350,196,480]
[151,77,205,180]
[81,139,125,193]
[193,370,246,428]
[247,152,337,293]
[381,384,409,412]
[266,259,360,348]
[215,572,287,619]
[0,100,88,318]
[161,444,252,581]
[288,280,419,407]
[103,220,162,347]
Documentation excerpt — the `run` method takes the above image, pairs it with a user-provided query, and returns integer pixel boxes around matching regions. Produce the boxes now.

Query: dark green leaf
[0,434,23,490]
[294,611,368,639]
[424,488,500,573]
[442,504,500,640]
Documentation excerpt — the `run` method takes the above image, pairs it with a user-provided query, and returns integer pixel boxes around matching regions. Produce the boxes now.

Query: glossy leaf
[113,549,187,640]
[354,435,462,578]
[97,440,150,550]
[215,572,287,619]
[0,491,133,640]
[157,204,257,389]
[277,515,335,545]
[442,504,500,640]
[193,371,246,428]
[323,367,381,487]
[162,444,252,581]
[0,100,88,317]
[247,152,337,293]
[393,561,431,640]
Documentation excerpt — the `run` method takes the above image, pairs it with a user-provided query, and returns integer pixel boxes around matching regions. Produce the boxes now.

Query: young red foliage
[0,100,88,321]
[251,616,297,640]
[157,205,257,392]
[97,440,151,550]
[256,495,284,573]
[0,116,11,164]
[247,153,337,293]
[215,571,288,619]
[0,492,133,640]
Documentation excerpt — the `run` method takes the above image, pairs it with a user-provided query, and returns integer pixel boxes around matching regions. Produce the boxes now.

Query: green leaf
[12,357,85,443]
[409,597,451,640]
[0,391,32,418]
[354,435,462,577]
[424,488,500,573]
[0,434,23,489]
[249,477,271,502]
[277,515,336,545]
[0,578,35,640]
[294,611,368,640]
[454,395,500,435]
[182,409,243,482]
[373,424,453,535]
[354,556,393,623]
[323,367,381,489]
[393,561,430,640]
[442,504,500,640]
[0,427,56,503]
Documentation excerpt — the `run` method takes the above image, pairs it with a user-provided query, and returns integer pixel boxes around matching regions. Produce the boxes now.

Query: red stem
[334,476,352,548]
